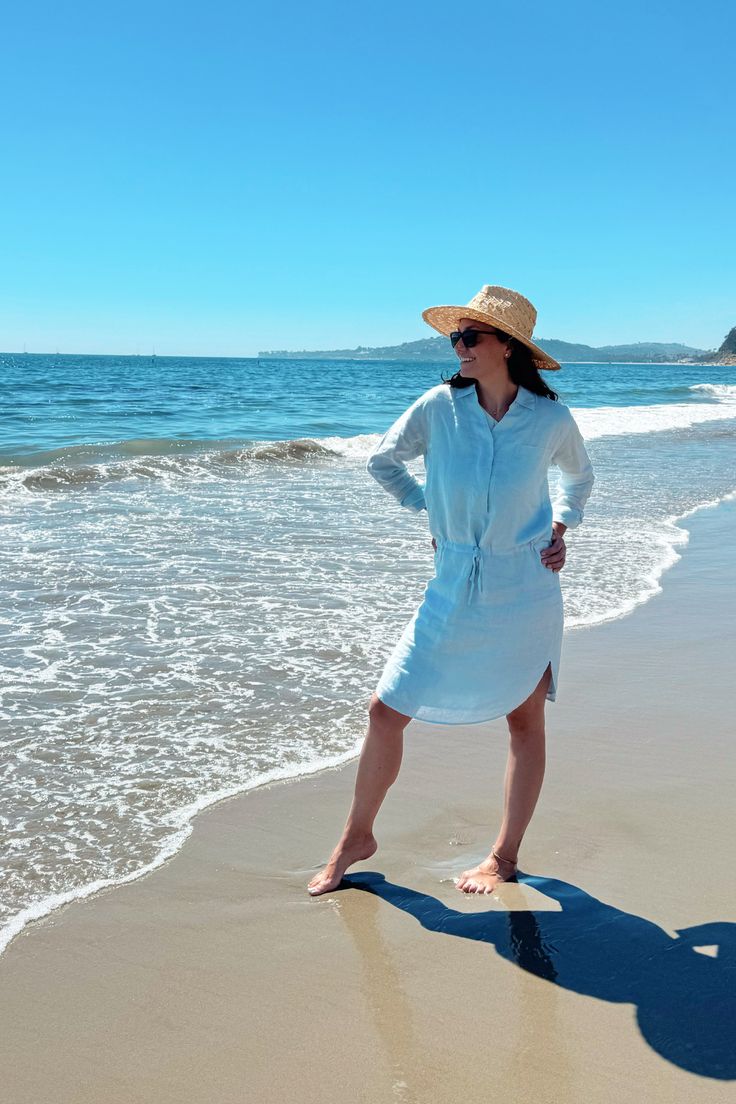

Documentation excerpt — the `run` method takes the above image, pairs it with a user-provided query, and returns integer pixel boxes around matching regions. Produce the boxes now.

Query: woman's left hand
[541,528,567,572]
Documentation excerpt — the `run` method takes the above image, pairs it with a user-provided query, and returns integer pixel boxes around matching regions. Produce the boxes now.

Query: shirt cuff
[400,484,427,512]
[552,506,583,529]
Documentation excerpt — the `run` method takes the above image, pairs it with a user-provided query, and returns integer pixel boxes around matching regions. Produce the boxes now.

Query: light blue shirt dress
[366,381,595,724]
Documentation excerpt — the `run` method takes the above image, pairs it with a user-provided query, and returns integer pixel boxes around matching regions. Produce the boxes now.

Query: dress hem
[376,656,558,726]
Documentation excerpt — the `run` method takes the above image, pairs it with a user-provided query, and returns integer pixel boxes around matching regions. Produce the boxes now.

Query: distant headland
[259,327,736,365]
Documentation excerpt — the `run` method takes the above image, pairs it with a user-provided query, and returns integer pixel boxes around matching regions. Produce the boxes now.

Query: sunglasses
[449,327,502,349]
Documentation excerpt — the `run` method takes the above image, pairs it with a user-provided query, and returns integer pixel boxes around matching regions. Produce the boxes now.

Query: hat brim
[422,304,561,372]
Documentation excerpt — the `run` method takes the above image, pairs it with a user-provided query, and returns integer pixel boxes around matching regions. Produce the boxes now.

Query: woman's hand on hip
[541,529,566,572]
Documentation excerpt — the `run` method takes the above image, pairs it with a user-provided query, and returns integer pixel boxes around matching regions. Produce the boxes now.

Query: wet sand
[1,499,735,1103]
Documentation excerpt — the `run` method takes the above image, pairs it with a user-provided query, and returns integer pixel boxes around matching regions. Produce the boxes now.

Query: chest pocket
[497,441,549,489]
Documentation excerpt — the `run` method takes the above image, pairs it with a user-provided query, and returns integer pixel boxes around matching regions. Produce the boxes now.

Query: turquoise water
[2,353,735,462]
[1,351,735,954]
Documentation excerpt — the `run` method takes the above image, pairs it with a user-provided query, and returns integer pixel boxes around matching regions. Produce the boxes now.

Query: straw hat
[422,284,561,371]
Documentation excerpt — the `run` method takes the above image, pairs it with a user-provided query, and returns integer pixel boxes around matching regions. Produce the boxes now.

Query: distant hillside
[258,336,714,363]
[696,326,736,365]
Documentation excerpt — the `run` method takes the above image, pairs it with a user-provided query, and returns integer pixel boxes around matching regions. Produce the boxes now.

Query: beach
[1,494,734,1102]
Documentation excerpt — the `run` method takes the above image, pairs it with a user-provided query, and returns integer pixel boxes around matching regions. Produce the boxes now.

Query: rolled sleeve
[550,409,595,529]
[366,396,427,513]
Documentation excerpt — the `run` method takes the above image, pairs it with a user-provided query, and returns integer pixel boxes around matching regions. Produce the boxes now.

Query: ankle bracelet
[492,848,517,867]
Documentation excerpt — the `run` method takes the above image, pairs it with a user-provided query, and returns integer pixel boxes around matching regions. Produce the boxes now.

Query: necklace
[484,388,518,420]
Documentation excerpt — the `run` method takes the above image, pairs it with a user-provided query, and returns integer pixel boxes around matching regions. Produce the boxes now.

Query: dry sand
[1,499,735,1104]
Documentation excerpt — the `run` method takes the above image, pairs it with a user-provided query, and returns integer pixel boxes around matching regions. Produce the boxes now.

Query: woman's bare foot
[455,851,518,894]
[307,833,378,896]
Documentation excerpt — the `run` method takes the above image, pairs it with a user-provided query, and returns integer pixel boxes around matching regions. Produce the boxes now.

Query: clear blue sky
[1,0,734,356]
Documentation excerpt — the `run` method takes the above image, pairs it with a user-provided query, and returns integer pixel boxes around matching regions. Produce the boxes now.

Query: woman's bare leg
[307,694,412,895]
[456,662,551,894]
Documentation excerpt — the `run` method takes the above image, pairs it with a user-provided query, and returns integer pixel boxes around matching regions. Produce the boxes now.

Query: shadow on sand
[339,869,735,1081]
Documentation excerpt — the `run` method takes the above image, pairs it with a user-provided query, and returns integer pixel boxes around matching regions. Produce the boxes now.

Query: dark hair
[441,328,559,401]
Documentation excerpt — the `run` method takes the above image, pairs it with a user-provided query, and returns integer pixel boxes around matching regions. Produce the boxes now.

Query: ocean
[1,351,735,953]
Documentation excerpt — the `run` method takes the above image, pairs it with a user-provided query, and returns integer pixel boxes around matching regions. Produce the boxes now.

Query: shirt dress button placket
[485,426,495,516]
[463,419,494,605]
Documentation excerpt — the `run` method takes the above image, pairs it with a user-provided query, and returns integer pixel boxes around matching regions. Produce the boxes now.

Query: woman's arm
[366,395,427,513]
[550,409,595,530]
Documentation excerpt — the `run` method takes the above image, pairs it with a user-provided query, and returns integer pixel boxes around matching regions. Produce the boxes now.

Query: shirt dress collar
[454,381,536,418]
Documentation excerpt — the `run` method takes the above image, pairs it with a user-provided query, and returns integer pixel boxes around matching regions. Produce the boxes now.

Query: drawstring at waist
[433,537,551,606]
[466,547,484,605]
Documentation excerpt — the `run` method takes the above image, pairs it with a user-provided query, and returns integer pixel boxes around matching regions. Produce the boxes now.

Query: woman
[308,285,595,896]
